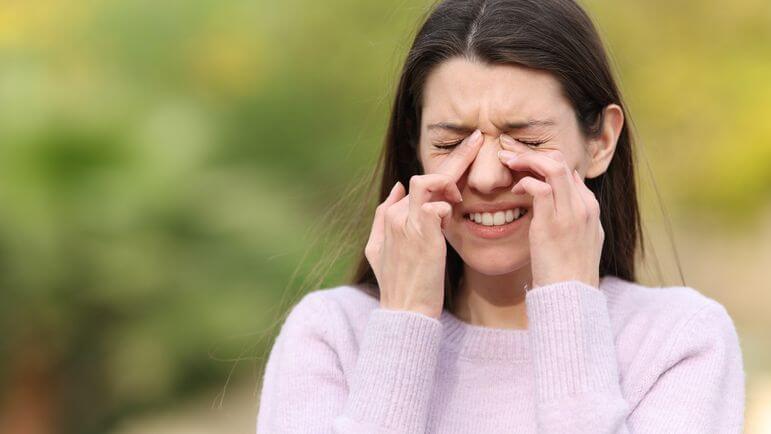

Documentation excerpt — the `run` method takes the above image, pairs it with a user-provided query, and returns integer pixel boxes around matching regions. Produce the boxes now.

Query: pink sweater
[256,275,745,433]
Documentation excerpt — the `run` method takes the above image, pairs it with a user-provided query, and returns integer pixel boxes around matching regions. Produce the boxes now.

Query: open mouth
[463,208,529,226]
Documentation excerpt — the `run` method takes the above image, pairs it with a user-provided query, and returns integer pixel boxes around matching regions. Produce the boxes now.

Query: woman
[257,0,745,432]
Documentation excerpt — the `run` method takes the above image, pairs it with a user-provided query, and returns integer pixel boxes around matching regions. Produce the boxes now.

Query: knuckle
[375,202,387,215]
[544,164,563,178]
[536,183,552,196]
[409,175,423,190]
[384,205,399,223]
[589,198,601,216]
[419,203,435,217]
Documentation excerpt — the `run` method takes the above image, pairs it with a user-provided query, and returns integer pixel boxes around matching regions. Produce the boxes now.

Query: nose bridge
[466,134,513,193]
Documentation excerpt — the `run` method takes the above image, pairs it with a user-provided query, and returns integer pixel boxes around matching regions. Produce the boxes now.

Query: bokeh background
[0,0,769,433]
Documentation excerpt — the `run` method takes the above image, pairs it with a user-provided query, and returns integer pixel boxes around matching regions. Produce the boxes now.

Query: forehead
[421,57,570,128]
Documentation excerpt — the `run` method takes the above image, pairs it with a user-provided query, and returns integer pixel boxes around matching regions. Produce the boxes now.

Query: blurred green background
[0,0,769,433]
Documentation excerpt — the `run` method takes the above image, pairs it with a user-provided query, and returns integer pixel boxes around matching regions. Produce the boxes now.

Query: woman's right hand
[364,129,484,319]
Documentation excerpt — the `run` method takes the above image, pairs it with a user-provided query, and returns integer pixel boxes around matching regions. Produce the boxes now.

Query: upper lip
[462,201,531,214]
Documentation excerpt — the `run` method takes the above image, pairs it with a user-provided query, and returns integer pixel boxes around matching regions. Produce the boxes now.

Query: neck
[451,264,531,329]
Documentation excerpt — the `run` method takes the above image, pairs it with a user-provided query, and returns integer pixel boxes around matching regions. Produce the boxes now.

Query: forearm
[336,307,443,433]
[526,280,629,433]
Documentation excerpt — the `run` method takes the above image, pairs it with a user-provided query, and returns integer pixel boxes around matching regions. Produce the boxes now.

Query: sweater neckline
[437,275,622,361]
[439,308,530,360]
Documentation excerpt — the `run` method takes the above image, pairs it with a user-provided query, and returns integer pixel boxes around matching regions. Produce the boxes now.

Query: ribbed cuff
[525,280,622,403]
[342,308,443,432]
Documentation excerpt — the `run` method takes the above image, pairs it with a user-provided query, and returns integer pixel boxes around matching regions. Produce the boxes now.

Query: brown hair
[349,0,647,310]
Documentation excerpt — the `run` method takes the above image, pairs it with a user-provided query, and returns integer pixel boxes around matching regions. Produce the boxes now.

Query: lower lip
[463,211,530,239]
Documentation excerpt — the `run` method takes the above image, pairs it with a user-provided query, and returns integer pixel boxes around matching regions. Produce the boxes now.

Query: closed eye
[515,139,546,147]
[432,139,464,150]
[432,138,546,150]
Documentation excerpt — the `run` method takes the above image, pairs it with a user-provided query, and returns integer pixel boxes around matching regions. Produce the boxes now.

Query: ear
[585,104,624,179]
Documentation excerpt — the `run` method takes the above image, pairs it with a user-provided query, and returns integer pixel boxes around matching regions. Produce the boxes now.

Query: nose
[465,134,514,194]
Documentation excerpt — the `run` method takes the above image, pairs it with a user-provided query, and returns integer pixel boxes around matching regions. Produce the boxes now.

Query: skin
[366,56,623,328]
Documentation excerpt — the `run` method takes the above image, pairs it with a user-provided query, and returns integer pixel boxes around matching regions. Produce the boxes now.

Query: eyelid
[432,139,464,150]
[432,136,546,150]
[502,137,547,147]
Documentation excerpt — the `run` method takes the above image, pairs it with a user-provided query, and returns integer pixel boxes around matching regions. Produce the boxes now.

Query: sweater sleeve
[525,280,745,434]
[256,291,444,434]
[625,298,746,433]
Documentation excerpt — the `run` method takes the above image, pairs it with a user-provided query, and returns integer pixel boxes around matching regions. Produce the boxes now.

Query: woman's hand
[365,130,484,319]
[498,137,603,290]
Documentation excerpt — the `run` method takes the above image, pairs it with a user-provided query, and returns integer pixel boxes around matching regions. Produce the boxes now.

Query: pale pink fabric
[257,275,745,433]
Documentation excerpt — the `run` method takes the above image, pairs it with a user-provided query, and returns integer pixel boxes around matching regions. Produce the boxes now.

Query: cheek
[417,147,430,170]
[564,152,588,174]
[540,142,585,172]
[418,151,445,174]
[560,132,592,166]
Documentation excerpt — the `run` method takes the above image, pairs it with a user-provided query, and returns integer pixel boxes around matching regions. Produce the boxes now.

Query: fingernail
[452,187,464,202]
[498,149,517,160]
[469,129,482,143]
[500,134,516,146]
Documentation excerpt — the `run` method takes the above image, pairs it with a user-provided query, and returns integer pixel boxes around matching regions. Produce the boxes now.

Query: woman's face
[418,57,598,276]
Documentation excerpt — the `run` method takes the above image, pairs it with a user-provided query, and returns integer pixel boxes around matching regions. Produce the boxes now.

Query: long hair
[350,0,645,311]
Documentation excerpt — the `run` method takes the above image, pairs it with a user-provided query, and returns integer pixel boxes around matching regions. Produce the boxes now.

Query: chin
[463,254,529,276]
[451,240,530,276]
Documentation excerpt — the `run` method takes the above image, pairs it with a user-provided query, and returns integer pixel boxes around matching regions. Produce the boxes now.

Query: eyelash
[433,138,546,150]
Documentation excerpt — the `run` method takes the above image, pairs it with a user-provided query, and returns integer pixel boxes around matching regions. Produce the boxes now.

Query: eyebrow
[427,119,556,133]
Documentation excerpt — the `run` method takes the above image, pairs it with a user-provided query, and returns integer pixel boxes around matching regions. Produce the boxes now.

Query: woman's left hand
[498,141,603,290]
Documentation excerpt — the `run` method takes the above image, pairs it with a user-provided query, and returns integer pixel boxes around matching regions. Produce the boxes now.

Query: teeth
[467,208,527,226]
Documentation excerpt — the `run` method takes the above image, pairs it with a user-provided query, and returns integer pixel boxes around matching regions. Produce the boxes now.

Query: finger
[568,169,589,216]
[407,129,483,224]
[435,128,484,183]
[407,173,462,221]
[511,176,555,221]
[420,201,453,234]
[367,181,406,255]
[385,193,410,236]
[572,169,601,219]
[499,148,576,216]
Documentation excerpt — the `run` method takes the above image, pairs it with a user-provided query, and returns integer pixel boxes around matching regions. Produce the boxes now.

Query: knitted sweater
[256,275,745,433]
